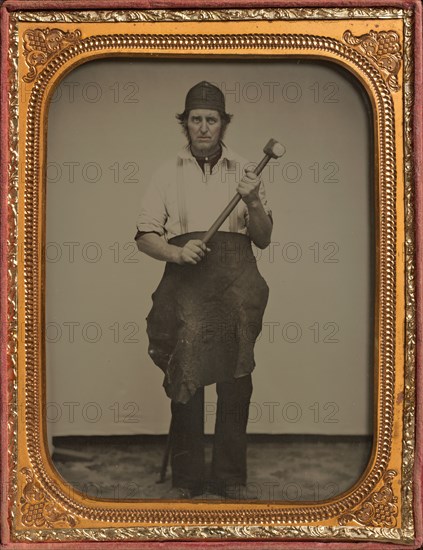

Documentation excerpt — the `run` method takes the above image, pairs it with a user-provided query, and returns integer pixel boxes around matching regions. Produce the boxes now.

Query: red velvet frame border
[0,0,421,548]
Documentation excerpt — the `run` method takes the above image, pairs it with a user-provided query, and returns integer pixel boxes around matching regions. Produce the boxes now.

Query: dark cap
[184,81,225,113]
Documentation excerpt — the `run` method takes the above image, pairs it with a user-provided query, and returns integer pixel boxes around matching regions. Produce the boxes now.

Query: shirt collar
[177,142,237,163]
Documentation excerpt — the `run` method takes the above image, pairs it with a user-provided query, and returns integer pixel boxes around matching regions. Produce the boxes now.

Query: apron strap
[176,159,188,234]
[227,159,238,233]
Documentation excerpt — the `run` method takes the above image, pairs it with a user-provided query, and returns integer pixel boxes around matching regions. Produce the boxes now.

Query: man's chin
[191,142,218,156]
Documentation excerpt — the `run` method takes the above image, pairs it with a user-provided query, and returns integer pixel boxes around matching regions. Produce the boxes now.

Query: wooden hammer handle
[201,154,271,245]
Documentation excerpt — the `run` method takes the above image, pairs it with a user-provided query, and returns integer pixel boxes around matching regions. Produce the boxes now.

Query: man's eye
[207,118,217,124]
[191,117,201,123]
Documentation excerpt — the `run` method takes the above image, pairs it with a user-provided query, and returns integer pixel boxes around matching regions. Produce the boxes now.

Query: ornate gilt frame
[1,0,421,547]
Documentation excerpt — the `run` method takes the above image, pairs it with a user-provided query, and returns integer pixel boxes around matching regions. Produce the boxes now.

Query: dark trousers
[170,374,253,492]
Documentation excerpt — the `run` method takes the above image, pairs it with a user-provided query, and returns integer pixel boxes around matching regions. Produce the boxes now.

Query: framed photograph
[1,0,421,548]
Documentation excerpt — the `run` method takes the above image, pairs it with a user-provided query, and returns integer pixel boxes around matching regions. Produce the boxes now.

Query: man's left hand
[237,170,261,206]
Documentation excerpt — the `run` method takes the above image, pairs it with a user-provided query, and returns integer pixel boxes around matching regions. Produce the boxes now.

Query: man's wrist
[168,245,182,265]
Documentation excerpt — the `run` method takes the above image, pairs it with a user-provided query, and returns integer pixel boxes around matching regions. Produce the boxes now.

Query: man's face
[187,109,222,157]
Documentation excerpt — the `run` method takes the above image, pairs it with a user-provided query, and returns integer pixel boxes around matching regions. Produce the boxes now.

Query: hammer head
[263,138,286,159]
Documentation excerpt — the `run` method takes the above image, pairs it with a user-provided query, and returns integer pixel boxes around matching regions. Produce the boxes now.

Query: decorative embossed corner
[23,28,82,82]
[339,470,399,528]
[20,468,77,528]
[343,30,402,91]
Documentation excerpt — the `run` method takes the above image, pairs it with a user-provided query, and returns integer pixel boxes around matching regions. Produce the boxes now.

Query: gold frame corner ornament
[339,470,399,528]
[22,27,82,82]
[20,468,78,529]
[343,29,402,92]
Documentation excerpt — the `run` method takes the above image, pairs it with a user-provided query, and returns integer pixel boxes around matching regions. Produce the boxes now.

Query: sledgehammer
[201,138,286,245]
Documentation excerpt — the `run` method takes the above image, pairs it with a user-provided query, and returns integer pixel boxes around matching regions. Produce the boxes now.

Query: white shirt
[136,143,271,242]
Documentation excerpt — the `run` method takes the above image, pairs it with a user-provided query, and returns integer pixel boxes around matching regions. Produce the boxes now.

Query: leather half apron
[146,231,269,404]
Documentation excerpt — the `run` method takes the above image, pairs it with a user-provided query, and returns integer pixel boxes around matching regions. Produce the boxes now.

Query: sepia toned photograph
[1,2,421,547]
[45,58,374,502]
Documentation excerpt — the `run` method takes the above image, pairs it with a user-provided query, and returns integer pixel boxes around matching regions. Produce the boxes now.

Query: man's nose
[200,119,208,133]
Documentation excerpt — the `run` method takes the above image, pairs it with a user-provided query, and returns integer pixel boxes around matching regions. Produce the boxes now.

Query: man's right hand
[136,233,211,265]
[177,240,210,265]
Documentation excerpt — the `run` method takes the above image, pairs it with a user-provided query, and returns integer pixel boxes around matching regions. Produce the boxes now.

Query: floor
[52,434,372,501]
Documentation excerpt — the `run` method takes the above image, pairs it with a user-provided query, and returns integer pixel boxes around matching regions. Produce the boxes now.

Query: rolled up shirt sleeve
[136,178,168,238]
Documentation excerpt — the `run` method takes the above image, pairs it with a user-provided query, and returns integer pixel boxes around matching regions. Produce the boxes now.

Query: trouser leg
[170,387,205,492]
[211,374,253,491]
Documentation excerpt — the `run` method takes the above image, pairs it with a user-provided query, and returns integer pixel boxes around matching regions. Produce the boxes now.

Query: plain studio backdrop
[45,58,374,440]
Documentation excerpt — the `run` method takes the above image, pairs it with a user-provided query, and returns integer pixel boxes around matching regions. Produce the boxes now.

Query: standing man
[135,81,272,499]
